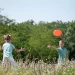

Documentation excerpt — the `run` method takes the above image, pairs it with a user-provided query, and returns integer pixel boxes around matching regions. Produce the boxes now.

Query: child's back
[2,42,15,57]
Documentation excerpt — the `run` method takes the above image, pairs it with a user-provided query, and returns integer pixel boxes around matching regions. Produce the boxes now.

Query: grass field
[0,60,75,75]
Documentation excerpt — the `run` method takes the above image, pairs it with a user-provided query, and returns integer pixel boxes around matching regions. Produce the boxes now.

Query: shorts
[2,56,18,68]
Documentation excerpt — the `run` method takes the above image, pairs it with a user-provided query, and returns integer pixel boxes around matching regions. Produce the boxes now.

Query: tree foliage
[0,14,75,62]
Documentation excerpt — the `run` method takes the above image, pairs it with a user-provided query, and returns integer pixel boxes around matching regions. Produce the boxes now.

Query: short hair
[4,34,11,40]
[59,40,64,43]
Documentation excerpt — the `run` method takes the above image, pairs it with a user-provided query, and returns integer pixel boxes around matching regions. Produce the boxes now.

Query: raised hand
[20,47,25,51]
[47,44,51,48]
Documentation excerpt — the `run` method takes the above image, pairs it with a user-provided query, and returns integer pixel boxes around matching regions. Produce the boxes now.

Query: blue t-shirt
[2,42,15,57]
[57,47,68,63]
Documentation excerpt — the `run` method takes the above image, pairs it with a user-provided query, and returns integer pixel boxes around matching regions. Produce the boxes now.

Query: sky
[0,0,75,23]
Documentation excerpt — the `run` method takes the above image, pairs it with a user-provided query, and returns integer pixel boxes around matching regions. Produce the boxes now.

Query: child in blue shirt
[1,34,25,68]
[47,40,69,66]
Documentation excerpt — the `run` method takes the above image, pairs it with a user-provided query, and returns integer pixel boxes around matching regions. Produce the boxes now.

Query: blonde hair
[4,34,11,40]
[59,40,64,44]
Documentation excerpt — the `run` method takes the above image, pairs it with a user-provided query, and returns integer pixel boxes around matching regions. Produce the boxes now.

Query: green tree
[64,22,75,60]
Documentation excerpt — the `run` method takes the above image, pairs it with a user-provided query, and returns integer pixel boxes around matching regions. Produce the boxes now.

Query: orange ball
[53,30,62,37]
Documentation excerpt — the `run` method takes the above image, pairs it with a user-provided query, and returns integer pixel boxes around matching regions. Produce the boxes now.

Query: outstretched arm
[47,44,57,50]
[14,47,25,52]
